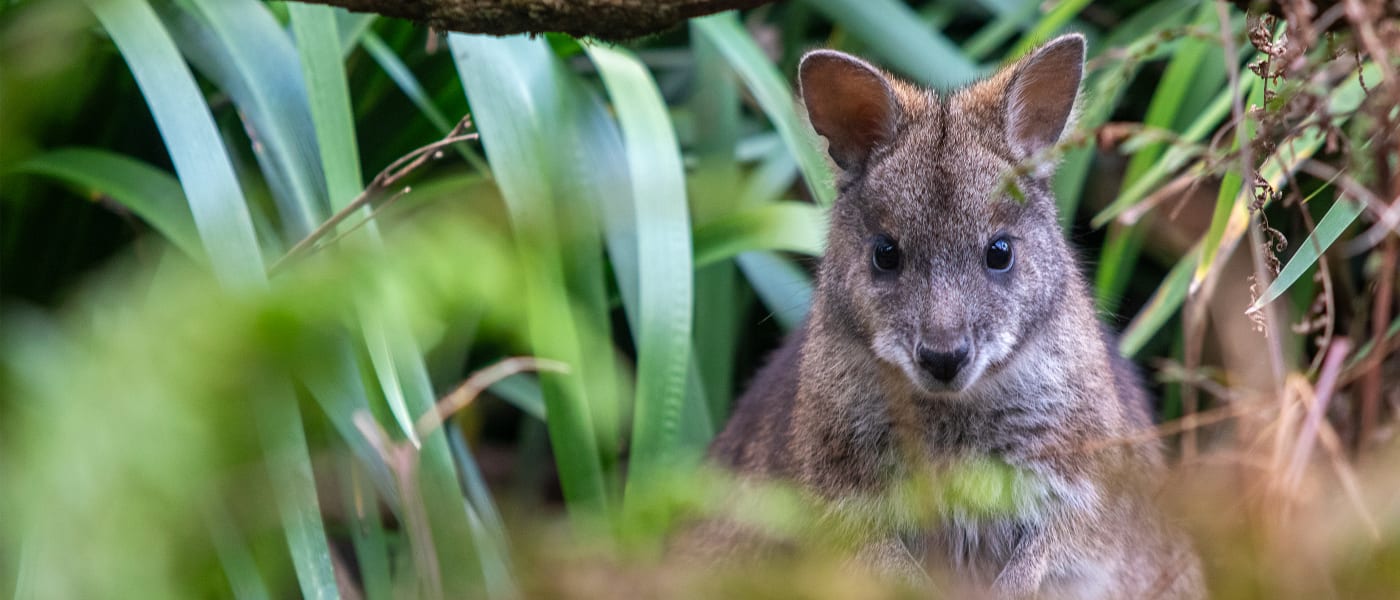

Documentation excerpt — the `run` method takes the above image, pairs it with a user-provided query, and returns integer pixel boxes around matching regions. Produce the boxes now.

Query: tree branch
[289,0,777,41]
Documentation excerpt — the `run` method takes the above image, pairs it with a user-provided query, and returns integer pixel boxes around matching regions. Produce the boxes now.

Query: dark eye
[985,237,1014,272]
[872,235,900,272]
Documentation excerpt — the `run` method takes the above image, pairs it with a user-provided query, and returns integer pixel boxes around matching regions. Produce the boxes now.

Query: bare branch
[288,0,777,41]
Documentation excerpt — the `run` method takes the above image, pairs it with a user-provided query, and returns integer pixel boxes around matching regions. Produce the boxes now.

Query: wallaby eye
[985,237,1014,272]
[872,235,900,272]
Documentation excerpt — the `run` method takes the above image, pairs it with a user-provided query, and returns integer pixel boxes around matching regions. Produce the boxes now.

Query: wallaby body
[705,35,1204,598]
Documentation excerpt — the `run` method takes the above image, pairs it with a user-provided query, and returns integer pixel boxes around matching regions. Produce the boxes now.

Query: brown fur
[702,35,1204,598]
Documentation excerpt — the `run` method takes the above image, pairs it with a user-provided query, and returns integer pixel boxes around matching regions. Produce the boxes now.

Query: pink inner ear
[800,53,898,170]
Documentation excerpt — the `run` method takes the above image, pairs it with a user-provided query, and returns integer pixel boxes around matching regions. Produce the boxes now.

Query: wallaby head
[799,34,1085,397]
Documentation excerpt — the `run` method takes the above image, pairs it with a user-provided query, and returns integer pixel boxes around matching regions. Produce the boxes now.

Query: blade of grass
[11,148,202,260]
[690,23,746,424]
[1121,247,1199,357]
[86,0,263,286]
[446,426,516,599]
[339,458,393,600]
[1007,0,1093,57]
[206,501,272,600]
[449,33,612,520]
[1054,0,1194,230]
[586,44,700,504]
[693,13,835,207]
[489,374,547,420]
[1092,90,1240,228]
[292,7,497,595]
[159,0,328,237]
[694,201,826,267]
[1248,198,1355,313]
[360,31,491,174]
[1193,62,1377,291]
[1192,78,1264,293]
[802,0,979,86]
[1250,198,1365,313]
[84,2,337,596]
[737,251,813,332]
[1094,2,1225,310]
[963,0,1038,62]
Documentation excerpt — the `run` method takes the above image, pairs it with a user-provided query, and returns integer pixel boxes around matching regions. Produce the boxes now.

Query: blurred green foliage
[2,0,1397,597]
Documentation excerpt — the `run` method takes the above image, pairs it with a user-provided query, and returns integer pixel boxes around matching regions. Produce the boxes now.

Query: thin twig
[415,357,570,439]
[268,116,479,275]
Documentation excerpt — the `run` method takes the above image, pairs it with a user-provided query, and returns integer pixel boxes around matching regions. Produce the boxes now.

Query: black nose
[917,344,970,383]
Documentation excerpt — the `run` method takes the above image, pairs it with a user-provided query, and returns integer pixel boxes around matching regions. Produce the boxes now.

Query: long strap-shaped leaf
[1249,198,1366,313]
[1120,64,1376,355]
[12,148,203,261]
[84,1,337,598]
[158,0,327,238]
[693,201,826,267]
[449,33,613,519]
[801,0,978,86]
[694,13,835,207]
[585,44,698,503]
[1193,62,1378,292]
[1094,2,1228,310]
[291,6,505,597]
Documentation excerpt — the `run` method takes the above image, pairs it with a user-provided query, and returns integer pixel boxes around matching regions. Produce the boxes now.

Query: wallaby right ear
[799,50,900,171]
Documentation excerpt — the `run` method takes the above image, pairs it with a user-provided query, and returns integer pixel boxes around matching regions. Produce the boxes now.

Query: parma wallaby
[703,34,1205,598]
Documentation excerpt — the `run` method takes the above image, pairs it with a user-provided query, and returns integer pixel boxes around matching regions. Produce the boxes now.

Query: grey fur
[702,34,1205,599]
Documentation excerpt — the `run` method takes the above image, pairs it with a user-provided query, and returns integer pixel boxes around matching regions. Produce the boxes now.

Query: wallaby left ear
[1004,33,1085,160]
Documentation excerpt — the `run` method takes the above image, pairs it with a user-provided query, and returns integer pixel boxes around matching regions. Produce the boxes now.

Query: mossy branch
[288,0,777,40]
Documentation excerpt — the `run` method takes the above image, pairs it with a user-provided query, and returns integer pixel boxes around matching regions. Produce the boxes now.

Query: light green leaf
[802,0,979,86]
[737,251,814,332]
[694,202,826,267]
[449,33,613,519]
[12,148,203,261]
[1248,198,1364,313]
[586,45,699,494]
[1121,248,1198,357]
[160,0,328,237]
[693,14,835,207]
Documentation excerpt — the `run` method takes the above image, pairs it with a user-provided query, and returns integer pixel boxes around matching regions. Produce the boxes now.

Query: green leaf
[289,3,362,206]
[11,148,203,261]
[694,202,826,267]
[1248,198,1364,313]
[693,14,835,207]
[737,251,814,332]
[206,500,272,600]
[1094,1,1226,309]
[339,460,393,600]
[86,0,264,287]
[1121,248,1198,357]
[1008,0,1093,57]
[490,374,547,420]
[1091,86,1236,228]
[802,0,979,86]
[1192,61,1378,291]
[360,31,491,174]
[963,0,1038,62]
[159,0,328,237]
[1192,79,1264,293]
[292,11,498,596]
[689,23,746,425]
[586,45,699,494]
[83,3,337,597]
[449,33,613,519]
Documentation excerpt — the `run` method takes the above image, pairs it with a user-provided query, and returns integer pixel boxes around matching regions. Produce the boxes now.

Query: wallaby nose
[917,343,970,383]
